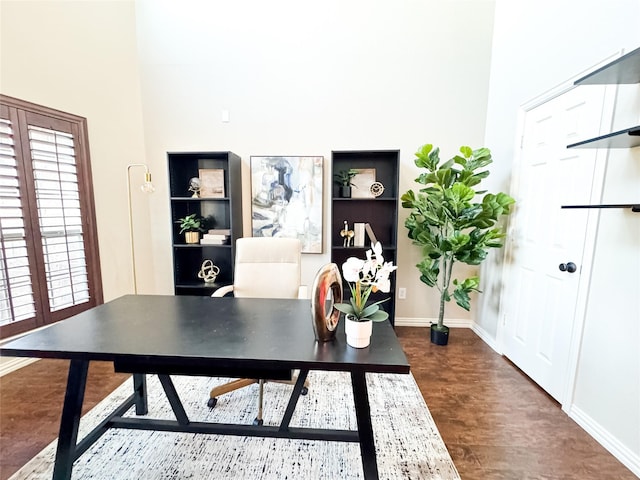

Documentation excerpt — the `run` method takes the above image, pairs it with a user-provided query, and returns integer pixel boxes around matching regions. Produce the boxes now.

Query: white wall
[134,0,497,325]
[0,0,150,303]
[484,0,640,474]
[0,0,496,323]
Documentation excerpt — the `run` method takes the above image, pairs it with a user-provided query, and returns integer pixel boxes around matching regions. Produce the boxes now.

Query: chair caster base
[253,417,263,426]
[301,386,308,396]
[207,397,218,408]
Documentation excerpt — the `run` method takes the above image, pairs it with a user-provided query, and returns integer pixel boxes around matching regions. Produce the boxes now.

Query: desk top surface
[0,295,409,374]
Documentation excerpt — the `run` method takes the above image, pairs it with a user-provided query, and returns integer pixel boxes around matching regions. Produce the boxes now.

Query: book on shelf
[364,223,377,245]
[202,233,229,240]
[353,222,366,247]
[207,229,231,235]
[200,237,229,245]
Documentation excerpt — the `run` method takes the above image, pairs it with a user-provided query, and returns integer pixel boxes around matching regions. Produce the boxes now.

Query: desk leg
[133,373,148,415]
[52,359,89,480]
[351,371,379,480]
[279,369,309,431]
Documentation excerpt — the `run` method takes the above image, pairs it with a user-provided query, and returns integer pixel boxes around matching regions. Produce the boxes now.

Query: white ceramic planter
[344,316,373,348]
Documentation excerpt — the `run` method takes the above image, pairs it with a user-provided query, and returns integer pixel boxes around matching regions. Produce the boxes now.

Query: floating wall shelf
[561,204,640,212]
[567,125,640,149]
[574,46,640,85]
[569,47,640,150]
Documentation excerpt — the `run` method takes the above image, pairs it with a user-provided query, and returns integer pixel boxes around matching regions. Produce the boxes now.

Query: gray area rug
[10,371,460,479]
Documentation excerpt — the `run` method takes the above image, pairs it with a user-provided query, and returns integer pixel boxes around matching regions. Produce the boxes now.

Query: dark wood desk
[0,295,410,480]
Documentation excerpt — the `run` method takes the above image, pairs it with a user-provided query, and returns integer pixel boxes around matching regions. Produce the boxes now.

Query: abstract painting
[250,156,323,253]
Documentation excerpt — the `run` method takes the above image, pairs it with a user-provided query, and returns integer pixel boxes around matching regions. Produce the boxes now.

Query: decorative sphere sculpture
[188,177,201,198]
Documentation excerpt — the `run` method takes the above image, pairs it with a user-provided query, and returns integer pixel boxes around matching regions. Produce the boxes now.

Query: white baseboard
[471,323,502,354]
[569,405,640,477]
[394,317,473,328]
[0,357,38,377]
[394,318,500,354]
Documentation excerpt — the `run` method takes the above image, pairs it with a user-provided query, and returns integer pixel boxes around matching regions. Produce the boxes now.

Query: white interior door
[502,84,612,403]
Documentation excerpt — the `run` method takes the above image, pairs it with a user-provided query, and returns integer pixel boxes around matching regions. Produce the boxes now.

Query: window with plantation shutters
[0,96,102,339]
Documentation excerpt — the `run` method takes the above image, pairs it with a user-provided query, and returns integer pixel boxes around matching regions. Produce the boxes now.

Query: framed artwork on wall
[250,156,324,253]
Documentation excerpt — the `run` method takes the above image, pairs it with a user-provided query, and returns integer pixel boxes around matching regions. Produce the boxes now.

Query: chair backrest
[232,237,302,299]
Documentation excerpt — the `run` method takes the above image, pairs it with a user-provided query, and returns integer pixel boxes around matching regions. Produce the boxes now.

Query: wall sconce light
[127,163,155,294]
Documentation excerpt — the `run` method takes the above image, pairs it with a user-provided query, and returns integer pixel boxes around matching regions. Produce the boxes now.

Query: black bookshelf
[167,151,243,295]
[331,150,400,325]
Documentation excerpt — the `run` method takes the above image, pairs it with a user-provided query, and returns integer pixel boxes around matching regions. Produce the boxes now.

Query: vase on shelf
[339,186,352,198]
[344,314,372,348]
[185,231,200,244]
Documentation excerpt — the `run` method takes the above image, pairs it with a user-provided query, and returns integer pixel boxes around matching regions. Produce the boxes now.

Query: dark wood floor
[397,327,636,480]
[0,327,636,480]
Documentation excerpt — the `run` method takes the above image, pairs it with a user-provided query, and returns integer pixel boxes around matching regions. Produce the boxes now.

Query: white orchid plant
[334,242,398,322]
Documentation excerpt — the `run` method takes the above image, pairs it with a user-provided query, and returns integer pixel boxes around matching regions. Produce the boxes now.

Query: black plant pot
[339,186,352,198]
[430,324,450,346]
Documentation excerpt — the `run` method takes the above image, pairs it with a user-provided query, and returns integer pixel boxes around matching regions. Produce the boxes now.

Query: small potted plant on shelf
[334,242,397,348]
[401,144,514,346]
[177,213,205,244]
[334,169,359,198]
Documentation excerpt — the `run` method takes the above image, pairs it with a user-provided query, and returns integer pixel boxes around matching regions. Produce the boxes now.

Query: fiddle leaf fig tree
[401,144,515,336]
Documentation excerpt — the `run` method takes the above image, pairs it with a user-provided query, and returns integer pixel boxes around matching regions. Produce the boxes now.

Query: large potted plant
[401,144,514,345]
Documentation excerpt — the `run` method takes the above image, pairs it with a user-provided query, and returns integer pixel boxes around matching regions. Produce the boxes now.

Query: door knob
[558,262,577,273]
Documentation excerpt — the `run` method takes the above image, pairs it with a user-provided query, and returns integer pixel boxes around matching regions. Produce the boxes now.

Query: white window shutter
[29,125,90,312]
[0,118,36,325]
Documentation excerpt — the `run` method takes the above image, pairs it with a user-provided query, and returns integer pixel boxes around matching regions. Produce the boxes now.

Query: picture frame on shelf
[199,169,225,198]
[250,155,324,253]
[351,168,376,198]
